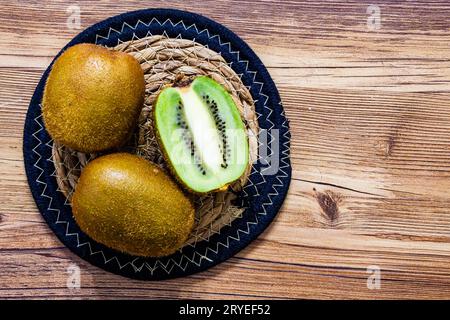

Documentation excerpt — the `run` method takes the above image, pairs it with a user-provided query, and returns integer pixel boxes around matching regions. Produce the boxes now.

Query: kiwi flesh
[42,43,145,153]
[154,76,249,194]
[72,153,195,257]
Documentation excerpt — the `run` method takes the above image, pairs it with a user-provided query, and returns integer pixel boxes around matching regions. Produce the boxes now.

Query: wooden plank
[1,0,450,299]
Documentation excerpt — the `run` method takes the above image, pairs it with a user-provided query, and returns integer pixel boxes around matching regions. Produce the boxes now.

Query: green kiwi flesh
[154,76,249,194]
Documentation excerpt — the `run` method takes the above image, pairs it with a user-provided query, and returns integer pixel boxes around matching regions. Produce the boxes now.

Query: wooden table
[1,0,450,300]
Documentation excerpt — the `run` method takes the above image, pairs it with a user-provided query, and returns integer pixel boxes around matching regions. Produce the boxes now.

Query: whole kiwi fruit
[42,43,145,153]
[72,153,195,257]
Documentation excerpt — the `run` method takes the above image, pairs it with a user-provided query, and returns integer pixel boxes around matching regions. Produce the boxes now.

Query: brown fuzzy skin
[42,43,145,153]
[72,153,195,257]
[152,76,243,195]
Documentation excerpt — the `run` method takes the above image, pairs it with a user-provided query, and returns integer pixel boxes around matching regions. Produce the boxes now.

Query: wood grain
[1,0,450,299]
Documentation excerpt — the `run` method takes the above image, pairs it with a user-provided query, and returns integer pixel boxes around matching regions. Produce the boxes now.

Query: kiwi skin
[72,153,195,257]
[42,43,145,153]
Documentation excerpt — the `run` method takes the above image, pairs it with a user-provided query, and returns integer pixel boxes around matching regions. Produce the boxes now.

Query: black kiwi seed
[202,95,232,169]
[175,106,207,175]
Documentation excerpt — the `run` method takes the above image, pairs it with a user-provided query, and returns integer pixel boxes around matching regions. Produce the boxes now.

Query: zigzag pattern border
[31,17,291,276]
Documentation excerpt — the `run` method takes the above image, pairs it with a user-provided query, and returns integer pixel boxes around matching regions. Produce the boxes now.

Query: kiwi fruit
[72,153,195,257]
[42,43,145,153]
[154,76,249,194]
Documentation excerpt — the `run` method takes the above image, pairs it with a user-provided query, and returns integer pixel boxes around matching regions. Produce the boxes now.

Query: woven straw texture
[52,35,259,247]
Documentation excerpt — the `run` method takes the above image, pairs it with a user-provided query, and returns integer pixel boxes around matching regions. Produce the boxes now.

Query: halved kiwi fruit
[154,76,249,194]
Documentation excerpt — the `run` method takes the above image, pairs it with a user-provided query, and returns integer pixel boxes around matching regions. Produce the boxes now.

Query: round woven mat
[52,35,259,248]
